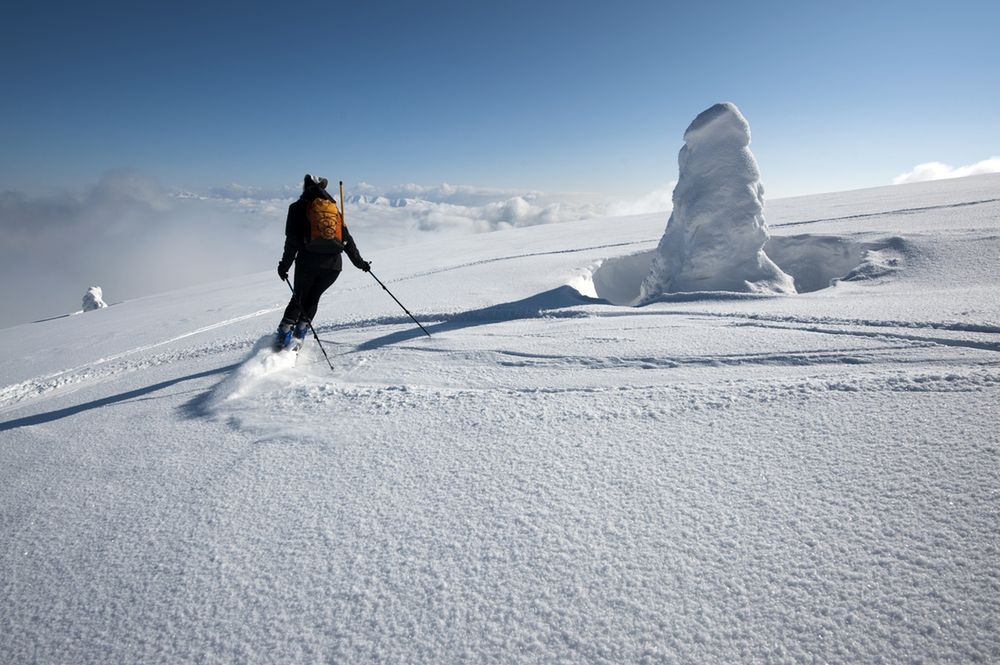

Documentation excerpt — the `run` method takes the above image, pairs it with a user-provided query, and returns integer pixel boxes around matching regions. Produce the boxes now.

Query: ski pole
[284,278,336,372]
[368,271,432,338]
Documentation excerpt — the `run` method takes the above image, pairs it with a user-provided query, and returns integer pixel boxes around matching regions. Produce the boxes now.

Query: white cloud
[354,181,534,207]
[606,182,676,216]
[339,190,604,241]
[892,157,1000,185]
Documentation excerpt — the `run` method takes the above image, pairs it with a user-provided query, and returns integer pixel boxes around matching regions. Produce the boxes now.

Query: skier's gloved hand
[356,259,371,272]
[277,263,290,281]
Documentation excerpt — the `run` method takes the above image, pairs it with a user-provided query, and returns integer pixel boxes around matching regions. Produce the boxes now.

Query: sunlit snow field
[2,174,999,663]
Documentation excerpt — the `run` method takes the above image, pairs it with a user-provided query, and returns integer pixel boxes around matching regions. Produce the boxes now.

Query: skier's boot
[274,322,294,351]
[290,322,309,352]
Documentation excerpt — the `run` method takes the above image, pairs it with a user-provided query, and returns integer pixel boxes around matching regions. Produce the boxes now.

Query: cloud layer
[0,171,279,328]
[892,157,1000,185]
[0,174,674,328]
[182,179,676,251]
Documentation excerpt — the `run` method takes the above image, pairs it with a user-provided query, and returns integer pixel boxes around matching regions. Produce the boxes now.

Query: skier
[275,174,370,350]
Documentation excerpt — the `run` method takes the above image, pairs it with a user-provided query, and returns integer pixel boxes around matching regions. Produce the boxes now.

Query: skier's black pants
[282,262,340,327]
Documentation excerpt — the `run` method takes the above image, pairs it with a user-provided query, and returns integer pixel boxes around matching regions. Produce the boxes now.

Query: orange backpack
[305,197,345,252]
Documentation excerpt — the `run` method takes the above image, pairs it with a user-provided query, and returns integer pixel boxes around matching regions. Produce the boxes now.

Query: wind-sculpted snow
[81,286,107,312]
[638,103,795,302]
[589,234,908,304]
[1,175,1000,663]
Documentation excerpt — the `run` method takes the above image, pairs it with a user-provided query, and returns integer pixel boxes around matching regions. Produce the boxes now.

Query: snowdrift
[589,233,909,305]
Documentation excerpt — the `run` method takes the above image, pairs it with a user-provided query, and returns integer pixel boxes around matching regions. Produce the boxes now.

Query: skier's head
[303,173,328,192]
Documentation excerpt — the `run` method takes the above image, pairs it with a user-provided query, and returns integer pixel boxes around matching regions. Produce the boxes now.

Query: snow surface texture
[81,286,107,312]
[639,103,795,302]
[2,174,1000,663]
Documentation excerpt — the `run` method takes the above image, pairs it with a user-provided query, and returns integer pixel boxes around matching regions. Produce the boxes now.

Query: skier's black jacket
[279,185,365,273]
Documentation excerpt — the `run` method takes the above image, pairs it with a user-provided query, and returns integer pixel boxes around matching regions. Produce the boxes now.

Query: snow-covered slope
[2,174,999,663]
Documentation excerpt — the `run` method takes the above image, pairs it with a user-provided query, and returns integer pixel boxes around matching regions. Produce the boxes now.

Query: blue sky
[2,0,997,198]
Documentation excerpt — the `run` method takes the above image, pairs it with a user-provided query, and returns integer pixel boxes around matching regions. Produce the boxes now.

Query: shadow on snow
[0,364,238,433]
[355,285,605,351]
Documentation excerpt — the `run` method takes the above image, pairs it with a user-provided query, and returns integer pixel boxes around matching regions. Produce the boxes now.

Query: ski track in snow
[0,309,278,412]
[5,303,999,416]
[0,333,259,413]
[772,197,1000,228]
[391,239,658,283]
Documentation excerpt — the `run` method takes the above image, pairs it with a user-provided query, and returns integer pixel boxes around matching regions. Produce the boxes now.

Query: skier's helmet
[304,173,328,191]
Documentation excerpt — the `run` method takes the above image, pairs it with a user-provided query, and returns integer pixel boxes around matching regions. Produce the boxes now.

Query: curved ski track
[4,238,1000,413]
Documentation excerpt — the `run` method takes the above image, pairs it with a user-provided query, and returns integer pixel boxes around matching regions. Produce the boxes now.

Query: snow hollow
[1,173,999,663]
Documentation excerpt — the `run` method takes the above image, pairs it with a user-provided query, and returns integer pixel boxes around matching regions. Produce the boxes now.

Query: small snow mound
[840,246,905,283]
[638,102,795,302]
[82,286,108,311]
